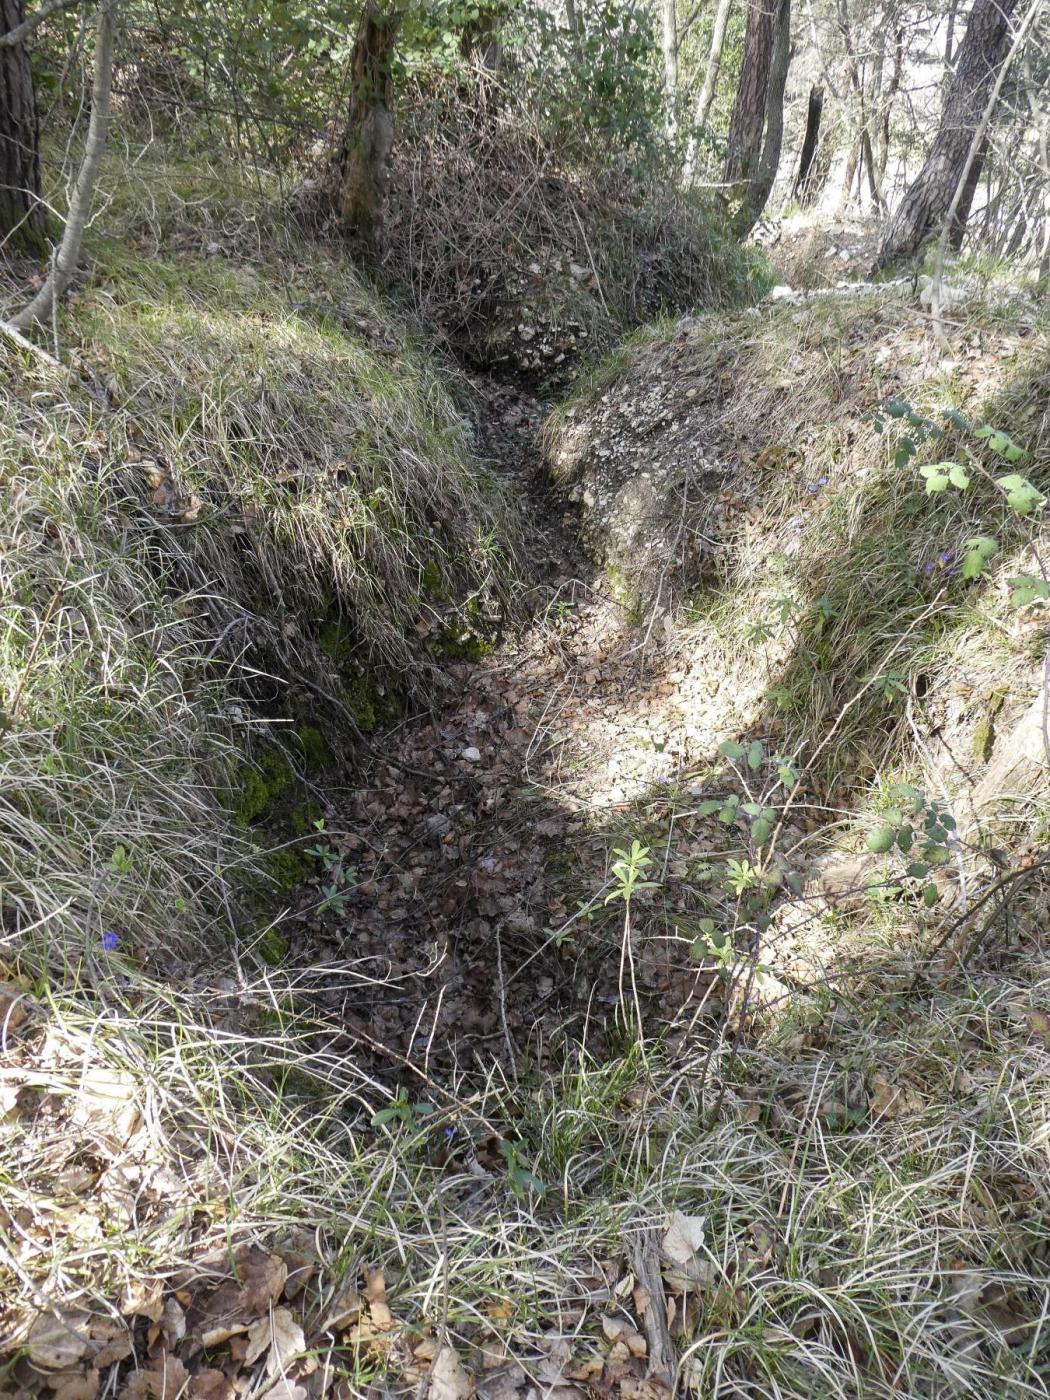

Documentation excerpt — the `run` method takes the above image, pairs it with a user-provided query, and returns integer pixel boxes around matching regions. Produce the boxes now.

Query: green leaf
[896,826,914,851]
[747,740,764,771]
[962,536,999,580]
[948,464,970,489]
[1009,575,1050,608]
[752,817,772,845]
[698,799,722,816]
[906,862,929,879]
[719,740,745,760]
[997,474,1044,516]
[919,464,949,494]
[922,882,940,907]
[867,826,896,854]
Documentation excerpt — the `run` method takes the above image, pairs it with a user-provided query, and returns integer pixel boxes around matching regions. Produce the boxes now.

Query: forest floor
[290,377,718,1089]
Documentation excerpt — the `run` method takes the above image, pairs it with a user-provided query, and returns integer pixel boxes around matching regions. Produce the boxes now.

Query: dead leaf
[147,1353,189,1397]
[245,1308,306,1374]
[121,1279,165,1324]
[661,1212,715,1293]
[427,1344,471,1400]
[323,1283,363,1332]
[49,1370,100,1400]
[362,1268,394,1331]
[26,1308,91,1370]
[188,1371,236,1400]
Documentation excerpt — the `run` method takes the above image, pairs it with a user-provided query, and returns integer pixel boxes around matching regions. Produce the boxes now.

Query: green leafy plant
[865,784,956,908]
[605,841,659,906]
[305,820,357,916]
[500,1139,545,1197]
[372,1092,435,1130]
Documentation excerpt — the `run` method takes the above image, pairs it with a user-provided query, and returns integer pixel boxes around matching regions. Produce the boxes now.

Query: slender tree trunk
[794,84,823,204]
[839,139,859,210]
[737,0,791,233]
[682,0,733,183]
[0,0,46,254]
[11,0,117,329]
[724,0,775,188]
[877,26,903,185]
[660,0,679,139]
[944,0,959,66]
[335,2,401,249]
[877,0,1019,269]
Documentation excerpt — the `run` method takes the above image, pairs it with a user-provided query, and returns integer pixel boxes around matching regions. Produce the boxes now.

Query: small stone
[461,746,481,762]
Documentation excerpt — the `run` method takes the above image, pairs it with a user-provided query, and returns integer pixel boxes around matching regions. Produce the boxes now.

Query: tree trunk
[723,0,775,188]
[335,2,401,249]
[660,0,678,139]
[737,0,791,234]
[876,0,1017,269]
[794,83,823,204]
[0,0,46,255]
[838,139,859,210]
[691,0,733,138]
[947,134,986,248]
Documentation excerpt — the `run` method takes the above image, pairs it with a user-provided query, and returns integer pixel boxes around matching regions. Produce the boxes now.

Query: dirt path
[290,380,715,1086]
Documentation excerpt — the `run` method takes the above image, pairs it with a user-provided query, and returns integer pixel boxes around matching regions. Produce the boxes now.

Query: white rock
[461,746,481,762]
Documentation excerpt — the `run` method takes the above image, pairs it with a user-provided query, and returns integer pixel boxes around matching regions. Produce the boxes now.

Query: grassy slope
[537,289,1050,1394]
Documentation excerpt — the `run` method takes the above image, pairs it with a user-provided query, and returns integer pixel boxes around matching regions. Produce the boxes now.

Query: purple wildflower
[101,930,119,952]
[938,551,953,565]
[922,562,936,574]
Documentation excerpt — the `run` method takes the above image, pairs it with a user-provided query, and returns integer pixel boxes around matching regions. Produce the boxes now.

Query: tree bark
[11,0,116,329]
[723,0,775,188]
[876,0,1018,269]
[794,84,823,203]
[737,0,791,233]
[0,0,46,254]
[335,2,401,249]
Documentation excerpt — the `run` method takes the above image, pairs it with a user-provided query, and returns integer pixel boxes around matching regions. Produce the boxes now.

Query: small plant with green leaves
[305,819,357,916]
[499,1139,545,1198]
[691,917,734,973]
[371,1092,436,1131]
[865,784,957,907]
[605,841,660,907]
[877,397,1047,602]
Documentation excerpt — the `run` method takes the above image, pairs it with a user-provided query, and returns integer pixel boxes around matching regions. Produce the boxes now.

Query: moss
[973,687,1008,762]
[265,846,311,891]
[295,723,334,771]
[429,624,494,662]
[258,926,291,965]
[289,801,323,836]
[233,748,295,827]
[420,558,450,602]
